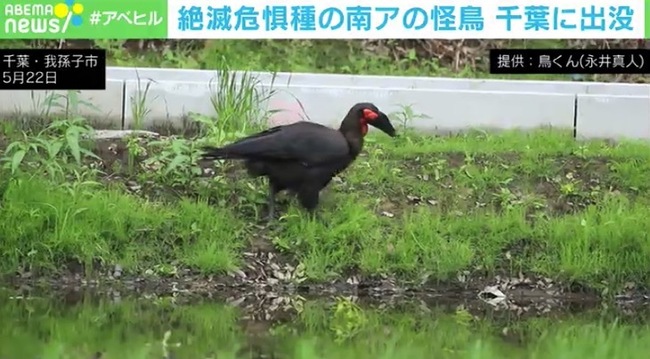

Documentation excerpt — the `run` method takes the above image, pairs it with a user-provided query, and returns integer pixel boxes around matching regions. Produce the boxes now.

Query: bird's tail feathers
[200,146,235,160]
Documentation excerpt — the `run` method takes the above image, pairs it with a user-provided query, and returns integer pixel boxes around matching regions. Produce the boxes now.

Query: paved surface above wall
[0,66,649,140]
[106,67,650,96]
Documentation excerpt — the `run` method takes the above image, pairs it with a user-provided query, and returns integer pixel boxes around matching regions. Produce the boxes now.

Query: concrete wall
[1,66,649,140]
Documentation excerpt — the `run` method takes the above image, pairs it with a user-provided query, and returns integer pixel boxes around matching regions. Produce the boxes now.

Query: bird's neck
[338,125,364,158]
[338,113,367,157]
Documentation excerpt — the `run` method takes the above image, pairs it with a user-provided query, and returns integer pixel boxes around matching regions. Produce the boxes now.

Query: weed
[125,134,147,175]
[201,60,279,143]
[330,297,367,342]
[388,104,430,135]
[141,136,204,188]
[49,90,100,119]
[129,73,156,130]
[1,116,99,180]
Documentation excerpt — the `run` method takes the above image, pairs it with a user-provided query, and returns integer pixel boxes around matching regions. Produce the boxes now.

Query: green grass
[2,116,650,293]
[0,39,649,358]
[1,294,649,359]
[0,174,245,274]
[0,42,648,294]
[1,70,650,293]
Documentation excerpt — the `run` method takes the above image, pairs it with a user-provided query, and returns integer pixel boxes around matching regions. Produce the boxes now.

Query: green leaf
[66,127,81,164]
[80,148,101,160]
[164,155,186,175]
[4,141,23,154]
[49,141,63,159]
[11,149,26,174]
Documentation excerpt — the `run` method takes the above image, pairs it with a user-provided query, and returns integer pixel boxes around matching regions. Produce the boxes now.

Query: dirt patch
[4,267,649,324]
[378,151,623,218]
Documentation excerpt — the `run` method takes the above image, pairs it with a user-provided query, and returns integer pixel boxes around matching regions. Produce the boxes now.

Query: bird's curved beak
[370,111,397,137]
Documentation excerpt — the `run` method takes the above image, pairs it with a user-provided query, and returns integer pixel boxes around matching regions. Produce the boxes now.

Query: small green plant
[48,90,99,119]
[493,186,520,211]
[141,136,204,188]
[201,60,280,144]
[0,116,99,179]
[124,134,147,175]
[558,172,581,197]
[330,297,367,343]
[151,263,178,277]
[130,73,156,130]
[386,104,431,146]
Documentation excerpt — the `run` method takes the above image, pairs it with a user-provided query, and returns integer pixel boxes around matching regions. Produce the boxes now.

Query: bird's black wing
[216,122,350,165]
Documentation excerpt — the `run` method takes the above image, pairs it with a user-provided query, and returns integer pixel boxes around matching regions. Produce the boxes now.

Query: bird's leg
[297,186,321,221]
[267,185,276,220]
[266,181,281,221]
[305,205,319,222]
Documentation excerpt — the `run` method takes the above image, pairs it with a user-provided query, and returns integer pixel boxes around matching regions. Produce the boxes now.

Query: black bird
[200,102,397,218]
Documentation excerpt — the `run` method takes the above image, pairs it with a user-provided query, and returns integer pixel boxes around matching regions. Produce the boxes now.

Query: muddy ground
[5,287,647,359]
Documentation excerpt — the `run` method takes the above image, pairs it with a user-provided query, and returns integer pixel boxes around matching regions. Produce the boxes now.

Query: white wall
[0,66,648,140]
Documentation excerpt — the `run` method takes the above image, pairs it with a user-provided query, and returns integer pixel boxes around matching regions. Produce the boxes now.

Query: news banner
[0,0,646,39]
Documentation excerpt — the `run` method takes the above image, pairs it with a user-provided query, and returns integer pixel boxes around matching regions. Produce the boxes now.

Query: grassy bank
[2,103,650,295]
[0,47,647,294]
[1,294,649,359]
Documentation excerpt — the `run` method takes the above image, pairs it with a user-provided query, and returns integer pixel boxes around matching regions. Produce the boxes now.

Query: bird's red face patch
[360,108,378,136]
[363,108,378,121]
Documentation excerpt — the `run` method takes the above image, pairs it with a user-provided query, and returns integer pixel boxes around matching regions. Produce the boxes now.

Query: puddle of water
[1,288,649,359]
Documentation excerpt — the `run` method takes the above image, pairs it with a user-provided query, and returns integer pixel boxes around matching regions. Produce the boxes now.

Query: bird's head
[349,102,397,137]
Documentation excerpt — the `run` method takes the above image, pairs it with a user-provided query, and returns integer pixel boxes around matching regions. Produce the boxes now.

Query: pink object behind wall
[267,97,307,127]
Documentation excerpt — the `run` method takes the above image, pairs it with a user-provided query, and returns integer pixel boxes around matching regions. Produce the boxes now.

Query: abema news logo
[3,0,84,35]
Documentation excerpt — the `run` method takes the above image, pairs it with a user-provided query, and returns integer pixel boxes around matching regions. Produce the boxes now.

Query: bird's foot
[305,209,320,222]
[264,203,276,223]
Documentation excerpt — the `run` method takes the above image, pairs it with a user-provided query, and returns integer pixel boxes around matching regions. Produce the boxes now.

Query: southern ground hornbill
[200,102,397,218]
